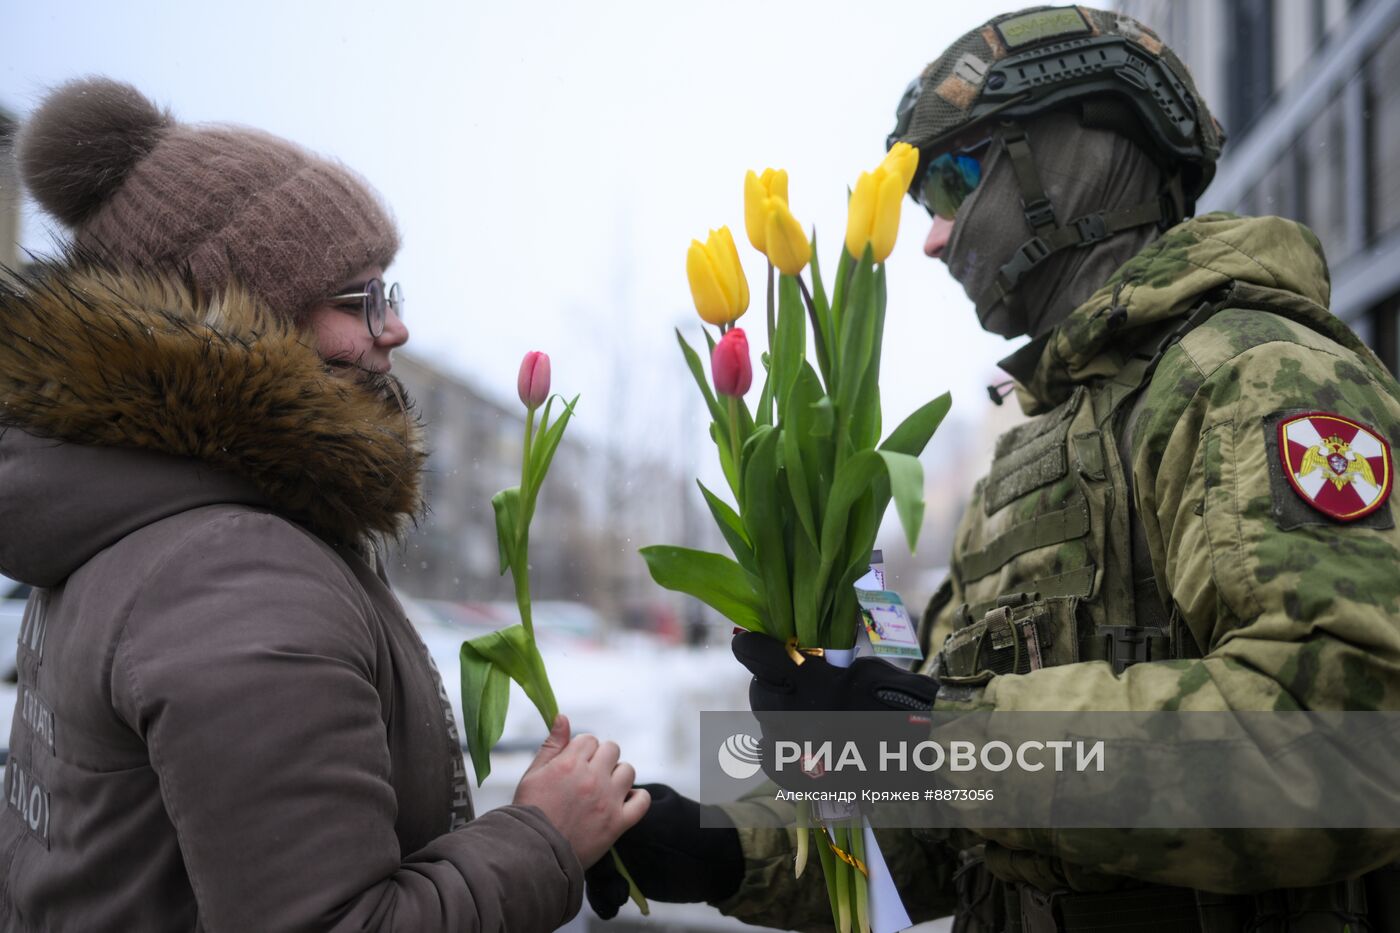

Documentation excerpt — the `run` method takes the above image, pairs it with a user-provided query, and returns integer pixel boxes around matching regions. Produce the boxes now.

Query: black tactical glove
[584,783,744,920]
[731,631,938,713]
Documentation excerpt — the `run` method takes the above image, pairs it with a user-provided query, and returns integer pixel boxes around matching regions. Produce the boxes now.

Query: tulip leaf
[711,421,742,502]
[491,487,522,576]
[792,529,824,648]
[697,479,755,571]
[676,328,729,433]
[810,395,835,438]
[813,449,883,605]
[829,249,857,372]
[780,368,823,548]
[756,352,775,428]
[847,265,887,452]
[639,545,768,633]
[877,449,925,553]
[525,394,578,516]
[835,251,879,430]
[459,646,511,785]
[523,394,555,503]
[740,426,793,640]
[807,230,833,362]
[469,623,559,728]
[880,391,952,458]
[774,274,806,412]
[460,624,561,785]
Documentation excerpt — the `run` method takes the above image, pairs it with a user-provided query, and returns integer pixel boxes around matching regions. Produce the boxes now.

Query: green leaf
[811,450,883,628]
[835,250,878,431]
[525,394,578,515]
[491,487,522,576]
[459,644,512,785]
[677,328,728,432]
[830,246,856,361]
[756,351,775,428]
[774,274,806,414]
[711,421,742,501]
[740,427,794,640]
[880,391,952,457]
[792,530,823,647]
[638,545,768,632]
[698,479,755,570]
[847,265,887,452]
[810,396,835,438]
[877,449,925,552]
[463,623,559,728]
[610,848,651,916]
[780,367,824,547]
[807,230,834,376]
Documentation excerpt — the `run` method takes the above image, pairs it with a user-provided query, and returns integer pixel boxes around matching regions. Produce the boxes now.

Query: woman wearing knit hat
[0,77,647,931]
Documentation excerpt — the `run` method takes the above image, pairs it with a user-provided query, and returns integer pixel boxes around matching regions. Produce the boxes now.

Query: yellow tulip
[743,168,789,252]
[879,142,920,193]
[686,226,750,325]
[845,159,909,263]
[762,197,811,276]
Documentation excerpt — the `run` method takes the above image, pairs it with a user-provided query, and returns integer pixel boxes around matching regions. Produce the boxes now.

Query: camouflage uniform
[715,213,1400,931]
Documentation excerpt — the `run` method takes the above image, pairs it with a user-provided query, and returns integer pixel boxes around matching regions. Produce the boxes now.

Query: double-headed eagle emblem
[1297,434,1377,491]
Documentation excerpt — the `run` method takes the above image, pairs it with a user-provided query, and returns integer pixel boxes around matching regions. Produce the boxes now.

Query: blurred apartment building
[1119,0,1400,374]
[387,353,709,622]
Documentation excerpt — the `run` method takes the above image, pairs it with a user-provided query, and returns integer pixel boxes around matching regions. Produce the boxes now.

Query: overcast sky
[2,0,1032,478]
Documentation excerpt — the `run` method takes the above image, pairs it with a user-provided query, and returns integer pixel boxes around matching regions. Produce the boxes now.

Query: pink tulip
[711,329,752,398]
[517,351,551,409]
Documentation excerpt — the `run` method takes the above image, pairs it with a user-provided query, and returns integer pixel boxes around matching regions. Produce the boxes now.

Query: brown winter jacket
[0,262,584,931]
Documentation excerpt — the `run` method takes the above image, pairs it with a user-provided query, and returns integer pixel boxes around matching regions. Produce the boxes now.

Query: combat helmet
[889,5,1225,309]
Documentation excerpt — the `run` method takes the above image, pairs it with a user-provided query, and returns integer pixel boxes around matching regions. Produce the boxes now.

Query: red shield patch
[1278,412,1393,521]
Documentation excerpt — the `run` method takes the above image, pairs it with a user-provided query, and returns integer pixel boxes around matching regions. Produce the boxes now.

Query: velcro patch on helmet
[994,7,1091,50]
[1113,12,1163,55]
[936,74,977,111]
[1277,412,1393,522]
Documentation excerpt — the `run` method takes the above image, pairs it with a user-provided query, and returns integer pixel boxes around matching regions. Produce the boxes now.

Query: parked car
[0,576,31,683]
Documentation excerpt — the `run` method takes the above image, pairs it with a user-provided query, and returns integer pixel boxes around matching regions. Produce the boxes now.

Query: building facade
[387,352,711,629]
[1118,0,1400,374]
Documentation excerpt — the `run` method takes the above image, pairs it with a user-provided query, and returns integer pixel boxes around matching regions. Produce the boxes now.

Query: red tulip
[517,351,551,409]
[711,329,752,397]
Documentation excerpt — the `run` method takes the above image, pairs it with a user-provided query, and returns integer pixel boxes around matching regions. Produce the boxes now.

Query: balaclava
[15,77,399,322]
[944,108,1164,339]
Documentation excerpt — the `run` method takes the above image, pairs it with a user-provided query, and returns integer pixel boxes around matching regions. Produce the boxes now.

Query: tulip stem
[797,276,831,386]
[766,261,776,350]
[517,407,537,640]
[727,396,742,495]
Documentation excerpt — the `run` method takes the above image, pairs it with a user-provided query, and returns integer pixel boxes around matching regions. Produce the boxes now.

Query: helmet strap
[978,125,1187,312]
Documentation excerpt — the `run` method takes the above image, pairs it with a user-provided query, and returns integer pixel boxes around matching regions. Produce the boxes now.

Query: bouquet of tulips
[459,353,646,913]
[641,145,949,933]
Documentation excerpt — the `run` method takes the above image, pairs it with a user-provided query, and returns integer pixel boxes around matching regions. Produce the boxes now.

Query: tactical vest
[919,284,1391,932]
[924,298,1219,687]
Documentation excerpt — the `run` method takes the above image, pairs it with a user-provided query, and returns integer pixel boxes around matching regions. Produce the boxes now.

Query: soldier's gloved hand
[584,783,744,920]
[731,631,938,713]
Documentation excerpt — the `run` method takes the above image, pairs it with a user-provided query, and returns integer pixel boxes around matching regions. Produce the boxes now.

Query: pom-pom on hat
[17,77,399,322]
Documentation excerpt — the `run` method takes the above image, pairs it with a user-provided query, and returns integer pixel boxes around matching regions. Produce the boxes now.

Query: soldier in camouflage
[586,6,1400,930]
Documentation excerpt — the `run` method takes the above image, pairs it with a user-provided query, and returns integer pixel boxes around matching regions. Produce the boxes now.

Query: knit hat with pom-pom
[16,77,399,322]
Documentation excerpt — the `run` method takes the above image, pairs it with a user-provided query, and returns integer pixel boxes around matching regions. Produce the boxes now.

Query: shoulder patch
[1276,412,1392,521]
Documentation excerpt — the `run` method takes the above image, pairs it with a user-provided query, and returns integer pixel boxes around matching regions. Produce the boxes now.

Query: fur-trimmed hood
[0,259,425,584]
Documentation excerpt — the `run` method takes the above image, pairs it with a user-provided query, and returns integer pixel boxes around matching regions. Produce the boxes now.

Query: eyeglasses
[914,135,994,220]
[328,278,405,338]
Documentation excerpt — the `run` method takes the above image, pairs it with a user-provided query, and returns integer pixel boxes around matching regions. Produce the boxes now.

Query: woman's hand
[513,716,651,867]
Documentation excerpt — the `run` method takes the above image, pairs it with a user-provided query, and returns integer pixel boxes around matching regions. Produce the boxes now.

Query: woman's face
[304,265,409,376]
